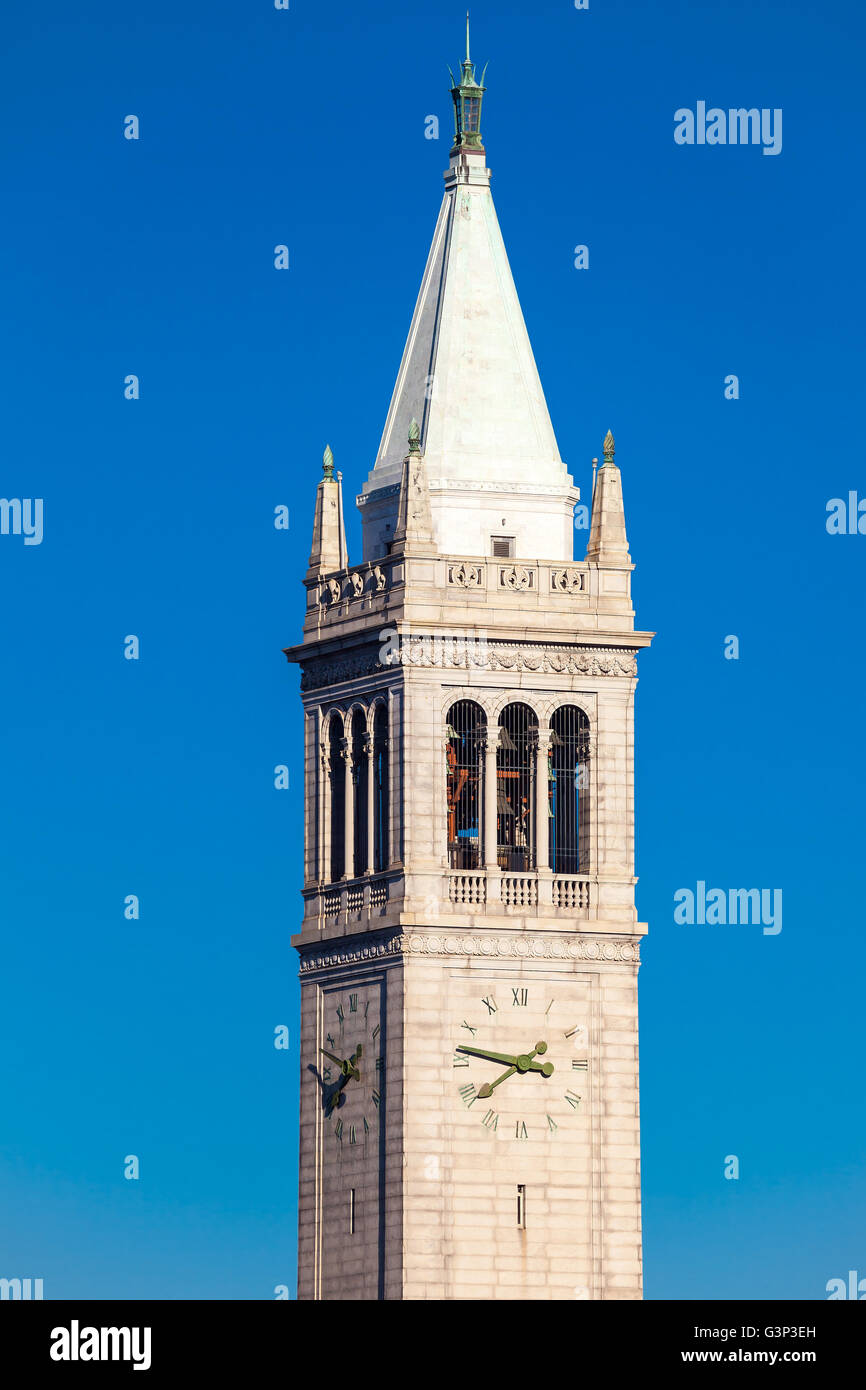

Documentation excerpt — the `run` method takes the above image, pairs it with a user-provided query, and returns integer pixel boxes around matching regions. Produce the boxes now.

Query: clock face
[451,979,590,1142]
[317,984,382,1152]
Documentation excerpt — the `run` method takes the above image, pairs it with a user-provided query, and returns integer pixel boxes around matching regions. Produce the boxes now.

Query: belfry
[286,21,653,1301]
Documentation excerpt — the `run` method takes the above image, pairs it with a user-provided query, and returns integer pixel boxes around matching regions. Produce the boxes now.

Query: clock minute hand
[456,1045,519,1066]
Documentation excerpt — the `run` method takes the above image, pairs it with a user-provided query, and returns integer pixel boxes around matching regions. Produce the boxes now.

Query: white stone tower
[285,24,653,1301]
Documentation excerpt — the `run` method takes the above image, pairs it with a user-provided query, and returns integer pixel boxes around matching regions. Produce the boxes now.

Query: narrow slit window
[349,1187,356,1235]
[517,1184,526,1229]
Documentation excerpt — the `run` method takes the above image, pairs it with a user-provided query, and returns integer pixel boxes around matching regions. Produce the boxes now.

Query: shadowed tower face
[286,21,653,1302]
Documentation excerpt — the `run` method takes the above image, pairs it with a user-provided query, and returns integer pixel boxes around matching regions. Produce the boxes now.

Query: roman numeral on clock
[336,1004,344,1023]
[453,1052,470,1068]
[349,994,358,1013]
[459,1083,477,1107]
[482,996,497,1015]
[565,1091,582,1110]
[515,1121,528,1139]
[481,1109,499,1131]
[572,1059,588,1071]
[511,988,528,1007]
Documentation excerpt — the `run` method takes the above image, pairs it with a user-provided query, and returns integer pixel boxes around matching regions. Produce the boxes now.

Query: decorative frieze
[298,928,640,974]
[299,641,638,690]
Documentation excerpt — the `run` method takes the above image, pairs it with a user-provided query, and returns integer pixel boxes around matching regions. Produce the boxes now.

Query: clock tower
[285,24,653,1301]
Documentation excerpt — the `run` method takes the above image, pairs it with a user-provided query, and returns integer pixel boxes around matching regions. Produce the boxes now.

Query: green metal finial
[408,418,421,455]
[323,444,334,478]
[451,15,487,151]
[602,430,615,464]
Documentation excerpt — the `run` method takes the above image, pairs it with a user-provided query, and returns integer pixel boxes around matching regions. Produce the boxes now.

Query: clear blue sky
[1,0,864,1300]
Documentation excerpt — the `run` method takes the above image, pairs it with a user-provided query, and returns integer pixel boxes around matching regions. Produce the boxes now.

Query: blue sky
[1,0,864,1300]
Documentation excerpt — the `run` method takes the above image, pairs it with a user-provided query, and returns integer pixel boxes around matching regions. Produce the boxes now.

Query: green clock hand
[320,1045,362,1079]
[456,1045,519,1066]
[477,1065,517,1099]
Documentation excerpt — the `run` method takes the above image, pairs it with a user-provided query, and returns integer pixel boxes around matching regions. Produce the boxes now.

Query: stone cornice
[298,640,639,691]
[297,928,641,974]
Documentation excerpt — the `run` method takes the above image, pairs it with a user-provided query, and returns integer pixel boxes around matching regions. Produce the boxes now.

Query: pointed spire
[392,420,436,555]
[306,444,348,580]
[587,430,631,565]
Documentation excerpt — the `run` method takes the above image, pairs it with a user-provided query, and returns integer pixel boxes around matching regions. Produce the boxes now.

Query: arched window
[446,700,485,869]
[328,713,345,882]
[372,703,389,872]
[497,703,537,871]
[351,709,368,878]
[549,706,591,874]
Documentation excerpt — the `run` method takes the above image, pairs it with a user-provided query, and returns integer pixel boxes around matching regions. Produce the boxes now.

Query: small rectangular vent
[491,536,515,558]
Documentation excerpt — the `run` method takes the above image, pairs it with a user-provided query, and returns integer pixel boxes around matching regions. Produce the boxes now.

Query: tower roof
[360,32,574,562]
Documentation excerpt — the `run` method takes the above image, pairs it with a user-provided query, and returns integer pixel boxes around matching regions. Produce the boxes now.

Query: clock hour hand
[476,1065,517,1099]
[320,1045,362,1079]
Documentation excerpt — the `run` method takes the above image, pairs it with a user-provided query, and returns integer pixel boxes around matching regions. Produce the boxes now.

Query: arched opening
[372,704,389,872]
[446,700,486,869]
[328,713,345,882]
[351,709,368,878]
[497,703,537,871]
[549,706,591,874]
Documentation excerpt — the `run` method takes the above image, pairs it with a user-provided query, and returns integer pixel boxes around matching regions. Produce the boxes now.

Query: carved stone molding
[299,642,638,690]
[448,562,484,588]
[297,928,640,974]
[319,566,390,607]
[551,568,585,594]
[499,565,534,591]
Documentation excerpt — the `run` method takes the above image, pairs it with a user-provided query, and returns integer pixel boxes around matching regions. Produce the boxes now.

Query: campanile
[285,22,653,1301]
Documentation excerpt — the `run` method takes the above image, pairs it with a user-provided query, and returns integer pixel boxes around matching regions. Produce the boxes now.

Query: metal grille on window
[351,710,368,878]
[549,706,591,874]
[491,535,514,558]
[373,704,389,872]
[446,701,485,870]
[328,714,345,882]
[496,703,537,871]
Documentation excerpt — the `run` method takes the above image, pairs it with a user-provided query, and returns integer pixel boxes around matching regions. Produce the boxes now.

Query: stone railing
[501,876,539,908]
[552,876,591,911]
[449,872,486,905]
[315,875,391,922]
[444,560,589,598]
